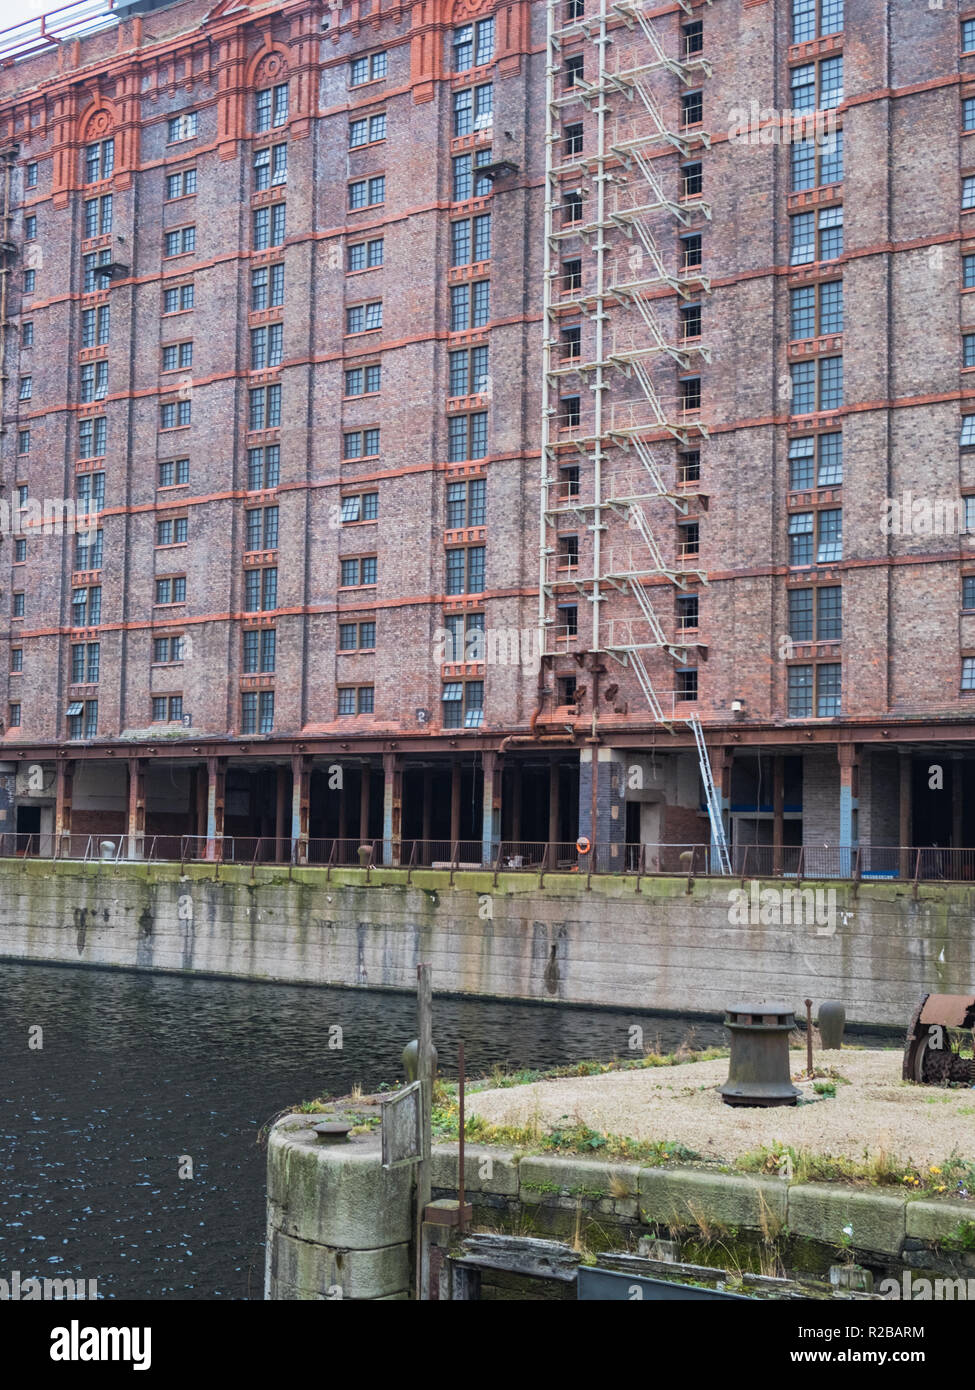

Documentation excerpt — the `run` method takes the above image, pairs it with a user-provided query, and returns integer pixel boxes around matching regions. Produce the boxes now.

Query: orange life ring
[575,836,591,855]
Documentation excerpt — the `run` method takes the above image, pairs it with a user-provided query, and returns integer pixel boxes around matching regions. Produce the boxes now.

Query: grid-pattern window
[67,699,99,739]
[790,361,815,415]
[248,384,282,431]
[151,695,184,723]
[165,169,197,199]
[788,512,814,566]
[155,576,187,604]
[243,628,277,673]
[163,284,194,313]
[350,52,387,85]
[82,249,110,291]
[442,680,483,728]
[241,690,275,734]
[452,148,494,201]
[251,323,284,370]
[71,642,101,683]
[818,205,844,262]
[346,301,383,333]
[448,345,489,396]
[345,365,382,396]
[152,636,185,664]
[254,143,288,190]
[247,445,280,490]
[159,458,190,488]
[681,91,703,126]
[965,334,975,369]
[339,557,378,587]
[819,280,843,334]
[817,508,842,561]
[445,545,485,594]
[18,430,29,454]
[79,417,107,458]
[75,529,104,569]
[443,613,485,662]
[962,416,975,447]
[25,162,37,188]
[787,664,813,717]
[255,83,289,133]
[338,621,376,651]
[18,376,32,400]
[816,662,841,715]
[348,176,385,209]
[965,177,975,212]
[253,203,286,249]
[680,162,702,198]
[451,214,492,266]
[452,83,493,137]
[245,506,279,551]
[343,428,381,459]
[790,357,842,413]
[964,576,975,610]
[347,238,384,271]
[168,113,198,141]
[817,585,842,640]
[449,281,490,330]
[819,355,843,410]
[349,114,387,147]
[788,588,814,641]
[24,270,35,292]
[81,305,110,346]
[71,585,102,626]
[155,518,188,546]
[76,472,105,515]
[160,400,191,428]
[792,0,844,43]
[963,657,975,692]
[85,140,114,183]
[251,263,285,310]
[447,412,488,461]
[337,686,374,716]
[340,492,379,523]
[788,431,843,487]
[83,194,113,237]
[161,342,193,371]
[446,478,486,528]
[243,566,278,612]
[453,17,495,71]
[966,19,975,52]
[164,226,196,258]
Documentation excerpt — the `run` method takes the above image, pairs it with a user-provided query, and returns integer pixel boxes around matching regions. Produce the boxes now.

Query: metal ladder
[687,713,731,874]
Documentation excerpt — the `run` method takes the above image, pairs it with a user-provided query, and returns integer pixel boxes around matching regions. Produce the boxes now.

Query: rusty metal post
[415,963,433,1300]
[805,997,814,1077]
[458,1040,466,1236]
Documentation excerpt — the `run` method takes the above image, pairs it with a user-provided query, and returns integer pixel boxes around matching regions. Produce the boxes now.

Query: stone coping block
[267,1115,412,1249]
[268,1228,410,1301]
[638,1167,788,1231]
[905,1198,975,1245]
[431,1143,521,1196]
[787,1183,906,1256]
[518,1155,641,1204]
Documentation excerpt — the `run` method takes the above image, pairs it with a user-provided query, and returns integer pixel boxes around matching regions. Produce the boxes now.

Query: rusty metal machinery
[902,994,975,1085]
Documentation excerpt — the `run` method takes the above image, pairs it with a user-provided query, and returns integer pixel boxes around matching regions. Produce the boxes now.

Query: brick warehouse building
[0,0,973,870]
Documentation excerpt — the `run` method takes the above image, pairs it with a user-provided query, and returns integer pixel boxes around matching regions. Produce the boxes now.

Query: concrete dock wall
[0,859,972,1026]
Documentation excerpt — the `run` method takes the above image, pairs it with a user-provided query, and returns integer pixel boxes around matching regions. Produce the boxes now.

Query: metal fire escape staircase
[541,0,731,873]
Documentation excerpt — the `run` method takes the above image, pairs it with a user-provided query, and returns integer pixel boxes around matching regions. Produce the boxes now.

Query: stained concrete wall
[0,859,974,1026]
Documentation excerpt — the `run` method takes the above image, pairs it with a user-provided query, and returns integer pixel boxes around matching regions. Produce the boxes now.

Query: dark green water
[0,961,878,1300]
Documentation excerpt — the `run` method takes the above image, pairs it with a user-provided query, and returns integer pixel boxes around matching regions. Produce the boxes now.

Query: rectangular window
[790,211,815,266]
[819,280,843,334]
[818,204,843,260]
[788,664,813,717]
[966,19,975,52]
[964,576,975,610]
[452,148,494,201]
[24,270,35,293]
[681,234,702,271]
[345,364,381,396]
[248,384,282,431]
[816,662,841,716]
[85,140,114,184]
[966,334,975,369]
[160,400,192,428]
[681,90,703,126]
[347,237,384,271]
[247,445,280,490]
[18,430,29,455]
[12,592,24,618]
[168,112,198,142]
[348,176,385,209]
[442,679,483,729]
[75,529,104,569]
[790,361,815,415]
[346,301,383,333]
[817,585,842,640]
[817,508,842,562]
[255,83,289,134]
[20,322,32,346]
[788,588,814,641]
[159,458,190,488]
[18,376,31,400]
[790,285,816,340]
[25,162,37,188]
[446,477,486,528]
[447,412,488,462]
[817,431,843,485]
[340,492,380,523]
[788,511,814,566]
[155,577,186,604]
[165,169,196,199]
[79,417,107,458]
[351,52,387,84]
[76,473,105,517]
[966,253,975,288]
[819,355,843,410]
[250,263,285,311]
[448,345,489,396]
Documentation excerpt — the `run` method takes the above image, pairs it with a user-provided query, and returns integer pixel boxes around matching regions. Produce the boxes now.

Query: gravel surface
[467,1048,975,1168]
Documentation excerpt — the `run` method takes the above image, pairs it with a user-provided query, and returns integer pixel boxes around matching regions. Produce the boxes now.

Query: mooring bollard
[719,1002,801,1108]
[817,1000,846,1050]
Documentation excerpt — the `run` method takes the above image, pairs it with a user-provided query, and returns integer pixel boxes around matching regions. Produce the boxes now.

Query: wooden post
[205,756,226,861]
[290,753,310,864]
[415,962,433,1300]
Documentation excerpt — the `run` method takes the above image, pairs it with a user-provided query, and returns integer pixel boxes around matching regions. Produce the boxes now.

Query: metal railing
[5,834,975,884]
